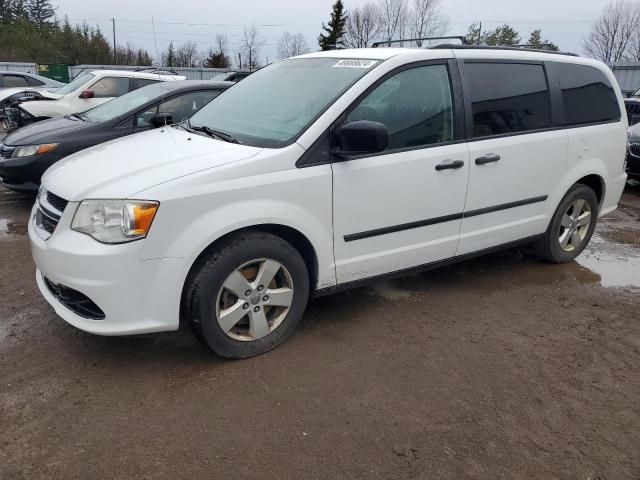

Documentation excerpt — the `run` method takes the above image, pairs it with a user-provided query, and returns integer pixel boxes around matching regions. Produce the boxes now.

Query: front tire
[184,232,310,358]
[534,184,599,263]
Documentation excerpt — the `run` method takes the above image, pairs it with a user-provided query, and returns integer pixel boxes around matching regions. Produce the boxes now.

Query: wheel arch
[574,173,605,206]
[179,224,320,320]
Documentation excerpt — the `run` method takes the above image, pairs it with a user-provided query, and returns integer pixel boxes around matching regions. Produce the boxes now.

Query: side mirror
[333,120,389,157]
[151,112,173,128]
[79,90,94,99]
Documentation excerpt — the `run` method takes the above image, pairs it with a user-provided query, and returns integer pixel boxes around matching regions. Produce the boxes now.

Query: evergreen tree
[164,41,176,67]
[484,24,521,46]
[527,29,559,51]
[318,0,348,50]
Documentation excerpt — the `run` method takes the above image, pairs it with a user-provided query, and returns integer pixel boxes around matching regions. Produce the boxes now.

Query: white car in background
[19,69,185,120]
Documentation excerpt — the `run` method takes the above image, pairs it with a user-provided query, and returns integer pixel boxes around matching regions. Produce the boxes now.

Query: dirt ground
[0,181,639,480]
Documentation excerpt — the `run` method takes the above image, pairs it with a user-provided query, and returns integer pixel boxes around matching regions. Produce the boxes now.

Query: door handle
[435,159,465,171]
[475,154,501,165]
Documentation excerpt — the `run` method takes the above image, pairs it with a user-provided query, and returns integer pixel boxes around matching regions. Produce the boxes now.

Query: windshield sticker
[333,59,377,69]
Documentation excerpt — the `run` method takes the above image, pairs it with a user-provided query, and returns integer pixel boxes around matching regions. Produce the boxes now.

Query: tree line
[5,0,640,70]
[318,0,559,51]
[0,0,153,65]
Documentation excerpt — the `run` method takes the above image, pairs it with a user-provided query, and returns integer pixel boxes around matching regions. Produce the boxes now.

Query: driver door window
[346,64,454,151]
[90,77,130,98]
[136,91,221,128]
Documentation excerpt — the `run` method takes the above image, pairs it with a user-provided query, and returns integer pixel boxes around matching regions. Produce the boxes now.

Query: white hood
[43,127,263,201]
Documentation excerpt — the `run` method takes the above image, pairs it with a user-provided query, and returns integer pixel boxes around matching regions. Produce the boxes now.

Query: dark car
[624,88,640,125]
[0,80,232,192]
[627,123,640,178]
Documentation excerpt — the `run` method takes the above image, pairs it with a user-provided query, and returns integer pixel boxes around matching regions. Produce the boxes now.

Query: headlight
[71,199,159,244]
[13,143,59,158]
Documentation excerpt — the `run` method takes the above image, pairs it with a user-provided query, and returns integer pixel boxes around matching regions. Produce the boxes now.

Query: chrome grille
[34,189,68,240]
[0,143,15,160]
[629,143,640,158]
[46,191,68,212]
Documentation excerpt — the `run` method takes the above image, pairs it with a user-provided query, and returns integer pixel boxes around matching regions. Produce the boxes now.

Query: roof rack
[135,67,180,75]
[431,44,578,57]
[371,36,466,48]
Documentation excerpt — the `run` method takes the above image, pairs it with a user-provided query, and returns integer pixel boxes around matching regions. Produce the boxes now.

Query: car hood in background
[3,116,95,146]
[42,127,263,200]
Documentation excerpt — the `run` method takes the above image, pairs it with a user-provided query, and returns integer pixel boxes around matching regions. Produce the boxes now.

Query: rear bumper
[600,172,628,217]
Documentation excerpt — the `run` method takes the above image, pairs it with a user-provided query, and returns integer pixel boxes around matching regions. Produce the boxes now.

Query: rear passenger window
[466,63,551,138]
[555,63,620,126]
[347,64,454,151]
[3,74,30,88]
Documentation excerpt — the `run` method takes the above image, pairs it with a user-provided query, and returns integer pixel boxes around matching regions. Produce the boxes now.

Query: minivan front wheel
[535,184,598,263]
[185,232,309,358]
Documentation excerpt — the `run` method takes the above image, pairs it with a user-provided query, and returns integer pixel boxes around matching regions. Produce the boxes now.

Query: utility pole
[112,18,117,64]
[477,21,482,46]
[238,53,242,69]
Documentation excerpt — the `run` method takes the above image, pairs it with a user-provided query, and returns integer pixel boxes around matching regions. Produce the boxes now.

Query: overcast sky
[55,0,611,65]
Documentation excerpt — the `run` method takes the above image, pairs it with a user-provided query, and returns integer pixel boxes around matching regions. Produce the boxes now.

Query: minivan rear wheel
[534,185,598,263]
[184,232,309,358]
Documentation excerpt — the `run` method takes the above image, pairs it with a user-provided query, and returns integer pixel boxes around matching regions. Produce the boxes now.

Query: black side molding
[343,195,548,242]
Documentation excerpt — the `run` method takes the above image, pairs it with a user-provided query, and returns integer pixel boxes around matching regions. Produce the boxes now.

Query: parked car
[17,69,185,123]
[29,47,628,358]
[211,71,252,82]
[0,88,55,127]
[624,87,640,125]
[0,81,232,192]
[627,122,640,178]
[0,71,64,90]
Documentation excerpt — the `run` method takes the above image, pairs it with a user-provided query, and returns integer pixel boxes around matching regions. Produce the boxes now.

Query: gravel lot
[1,181,639,480]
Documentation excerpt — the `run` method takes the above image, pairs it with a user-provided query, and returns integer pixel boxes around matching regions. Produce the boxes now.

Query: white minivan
[28,46,628,358]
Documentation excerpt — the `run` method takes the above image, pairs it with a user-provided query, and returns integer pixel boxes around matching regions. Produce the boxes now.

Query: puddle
[0,218,28,236]
[576,234,640,288]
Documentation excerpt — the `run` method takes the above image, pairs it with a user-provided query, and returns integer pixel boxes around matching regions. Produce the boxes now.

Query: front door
[332,61,470,284]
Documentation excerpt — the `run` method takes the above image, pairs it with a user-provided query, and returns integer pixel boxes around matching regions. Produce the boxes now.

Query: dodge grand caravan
[29,46,628,358]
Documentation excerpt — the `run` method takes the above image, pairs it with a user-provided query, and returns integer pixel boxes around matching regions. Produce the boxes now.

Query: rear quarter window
[556,63,620,126]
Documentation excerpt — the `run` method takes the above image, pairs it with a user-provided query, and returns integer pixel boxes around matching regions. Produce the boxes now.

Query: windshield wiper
[190,125,240,144]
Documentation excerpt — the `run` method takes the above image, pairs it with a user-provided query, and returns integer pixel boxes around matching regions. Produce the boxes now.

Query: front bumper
[29,202,185,335]
[0,151,59,192]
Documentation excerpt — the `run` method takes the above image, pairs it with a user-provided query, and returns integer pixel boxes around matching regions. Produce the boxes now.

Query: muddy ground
[0,182,639,480]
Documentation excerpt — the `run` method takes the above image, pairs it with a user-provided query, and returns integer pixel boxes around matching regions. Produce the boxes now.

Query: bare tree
[583,0,640,62]
[344,2,382,48]
[174,41,200,67]
[277,32,309,59]
[377,0,408,45]
[240,25,263,70]
[409,0,449,46]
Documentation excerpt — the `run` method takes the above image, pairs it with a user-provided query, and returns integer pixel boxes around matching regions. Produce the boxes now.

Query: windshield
[84,83,174,122]
[188,58,380,147]
[56,72,95,95]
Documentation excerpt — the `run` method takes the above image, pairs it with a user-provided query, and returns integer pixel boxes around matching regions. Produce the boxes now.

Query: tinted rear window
[466,62,551,138]
[556,63,620,126]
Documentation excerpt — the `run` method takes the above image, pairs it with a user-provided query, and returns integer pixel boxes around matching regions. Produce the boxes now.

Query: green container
[37,64,70,84]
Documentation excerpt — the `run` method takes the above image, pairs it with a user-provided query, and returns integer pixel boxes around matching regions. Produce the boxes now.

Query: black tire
[184,231,309,358]
[534,184,599,263]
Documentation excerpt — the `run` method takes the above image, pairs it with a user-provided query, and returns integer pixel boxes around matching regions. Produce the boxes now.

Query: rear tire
[184,232,309,358]
[534,184,598,263]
